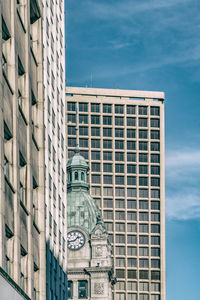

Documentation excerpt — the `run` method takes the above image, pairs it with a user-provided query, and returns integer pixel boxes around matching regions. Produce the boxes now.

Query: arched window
[81,172,85,182]
[75,172,78,180]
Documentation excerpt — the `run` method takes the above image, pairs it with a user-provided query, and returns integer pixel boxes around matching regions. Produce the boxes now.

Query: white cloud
[166,148,200,220]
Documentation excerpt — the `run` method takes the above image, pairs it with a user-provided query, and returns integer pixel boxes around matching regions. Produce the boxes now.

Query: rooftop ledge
[66,86,165,101]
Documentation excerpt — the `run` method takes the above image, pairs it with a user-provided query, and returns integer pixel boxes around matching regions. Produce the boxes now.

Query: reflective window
[115,104,124,114]
[103,104,112,113]
[91,103,100,113]
[139,106,147,115]
[79,103,88,112]
[103,151,112,161]
[127,105,135,115]
[91,115,100,124]
[78,280,88,299]
[103,127,112,137]
[91,127,100,136]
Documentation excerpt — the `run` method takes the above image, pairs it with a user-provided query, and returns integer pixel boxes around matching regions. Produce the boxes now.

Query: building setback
[42,0,67,299]
[0,1,45,299]
[66,87,165,300]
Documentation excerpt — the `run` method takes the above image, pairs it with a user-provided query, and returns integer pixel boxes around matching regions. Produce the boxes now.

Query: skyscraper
[66,87,165,300]
[0,0,45,299]
[42,0,67,299]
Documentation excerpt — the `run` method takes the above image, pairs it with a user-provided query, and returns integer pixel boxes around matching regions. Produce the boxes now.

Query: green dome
[67,148,105,234]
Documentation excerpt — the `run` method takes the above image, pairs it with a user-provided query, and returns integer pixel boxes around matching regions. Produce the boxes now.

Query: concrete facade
[0,1,45,299]
[42,0,67,298]
[66,87,165,300]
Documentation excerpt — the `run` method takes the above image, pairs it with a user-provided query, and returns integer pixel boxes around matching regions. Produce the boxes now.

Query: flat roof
[66,86,165,100]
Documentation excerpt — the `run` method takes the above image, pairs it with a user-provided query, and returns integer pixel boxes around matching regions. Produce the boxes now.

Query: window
[139,177,148,186]
[79,139,88,148]
[139,236,148,245]
[127,212,136,221]
[151,201,160,210]
[127,188,136,198]
[103,151,112,160]
[151,295,160,300]
[116,234,125,243]
[91,115,100,124]
[67,102,76,111]
[151,248,160,257]
[139,142,148,151]
[92,186,101,196]
[139,189,148,198]
[127,165,136,174]
[127,235,136,244]
[127,129,135,138]
[115,128,124,137]
[151,118,160,128]
[127,200,136,209]
[115,117,124,126]
[151,166,160,175]
[68,114,76,123]
[127,223,137,232]
[127,117,136,126]
[115,140,124,149]
[151,189,160,198]
[104,199,113,208]
[115,104,124,114]
[105,222,113,231]
[115,211,125,220]
[139,130,148,139]
[79,126,88,136]
[151,283,160,292]
[128,258,136,267]
[103,139,112,149]
[103,210,113,219]
[80,150,88,159]
[92,151,100,160]
[127,153,136,162]
[18,57,25,76]
[103,128,112,137]
[68,138,76,147]
[151,130,160,140]
[151,142,160,151]
[116,258,125,267]
[68,126,76,135]
[127,246,137,256]
[139,259,149,268]
[78,280,88,299]
[115,199,125,208]
[92,163,100,172]
[139,200,148,209]
[92,175,100,184]
[115,176,124,185]
[116,281,125,290]
[139,118,148,127]
[103,163,112,172]
[103,187,113,196]
[68,281,73,299]
[151,178,160,187]
[115,152,124,161]
[116,270,125,279]
[79,103,88,112]
[139,212,149,221]
[91,127,100,136]
[151,259,160,268]
[103,104,112,113]
[127,176,136,186]
[139,224,149,233]
[139,106,147,115]
[139,247,149,256]
[115,188,125,197]
[115,223,125,232]
[127,270,137,279]
[91,103,100,112]
[104,175,113,184]
[103,116,112,125]
[2,17,11,41]
[116,246,125,255]
[91,139,100,148]
[151,213,160,222]
[127,105,135,114]
[151,236,160,245]
[151,271,160,280]
[115,164,124,173]
[151,106,160,116]
[79,115,88,124]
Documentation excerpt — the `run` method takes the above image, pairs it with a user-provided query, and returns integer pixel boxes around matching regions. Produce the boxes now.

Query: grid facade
[42,0,67,299]
[66,87,165,300]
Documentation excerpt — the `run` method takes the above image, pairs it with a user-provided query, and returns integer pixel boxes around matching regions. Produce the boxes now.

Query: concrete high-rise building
[66,87,165,300]
[42,0,67,299]
[0,1,45,299]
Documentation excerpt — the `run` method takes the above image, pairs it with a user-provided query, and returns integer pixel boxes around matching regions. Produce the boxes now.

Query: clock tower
[67,148,115,300]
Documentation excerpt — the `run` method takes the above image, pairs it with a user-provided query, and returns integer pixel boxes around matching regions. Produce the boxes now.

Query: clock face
[67,230,85,250]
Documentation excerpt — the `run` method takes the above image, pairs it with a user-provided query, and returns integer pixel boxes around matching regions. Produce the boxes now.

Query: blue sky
[65,0,200,299]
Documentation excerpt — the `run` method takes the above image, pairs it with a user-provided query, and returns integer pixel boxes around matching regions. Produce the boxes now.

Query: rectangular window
[116,246,125,255]
[68,126,76,135]
[128,258,136,267]
[115,223,125,232]
[151,154,160,163]
[103,116,112,125]
[115,188,125,197]
[68,138,76,147]
[79,114,88,124]
[151,118,160,128]
[115,176,124,185]
[91,151,100,160]
[139,212,149,221]
[139,153,148,162]
[139,189,148,198]
[80,150,88,159]
[127,105,135,115]
[116,258,125,267]
[68,114,76,123]
[139,118,148,127]
[151,201,160,210]
[67,102,76,111]
[103,175,113,184]
[79,126,88,136]
[127,200,136,209]
[151,225,160,234]
[116,234,125,243]
[91,115,100,124]
[104,199,113,208]
[151,248,160,257]
[127,165,136,174]
[115,140,124,149]
[127,176,136,186]
[115,104,124,114]
[139,200,148,209]
[151,271,160,280]
[103,210,113,219]
[103,187,113,196]
[151,130,160,140]
[151,189,160,198]
[151,177,160,186]
[91,186,101,196]
[103,104,112,113]
[91,139,100,148]
[139,177,148,186]
[151,236,160,245]
[127,212,136,221]
[127,188,136,198]
[139,259,149,268]
[127,223,137,232]
[139,247,149,256]
[127,129,136,138]
[151,213,160,222]
[103,151,112,160]
[115,152,124,161]
[139,236,149,245]
[115,199,125,208]
[79,103,88,112]
[68,281,73,299]
[151,106,160,116]
[92,175,100,184]
[127,117,136,126]
[103,128,112,137]
[139,142,148,151]
[139,130,148,139]
[127,153,136,162]
[127,235,137,244]
[127,246,137,256]
[139,224,149,233]
[115,164,124,173]
[127,141,136,150]
[115,117,124,126]
[91,103,100,113]
[115,128,124,138]
[105,222,113,231]
[103,139,112,149]
[91,127,100,136]
[78,280,88,299]
[79,138,88,148]
[103,163,112,172]
[139,106,147,115]
[151,166,160,175]
[151,142,160,151]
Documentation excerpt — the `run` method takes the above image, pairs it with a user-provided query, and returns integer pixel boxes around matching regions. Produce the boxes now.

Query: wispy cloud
[166,148,200,220]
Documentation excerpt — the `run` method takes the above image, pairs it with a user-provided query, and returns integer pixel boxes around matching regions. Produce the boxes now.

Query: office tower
[0,1,45,299]
[66,87,165,300]
[42,0,67,299]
